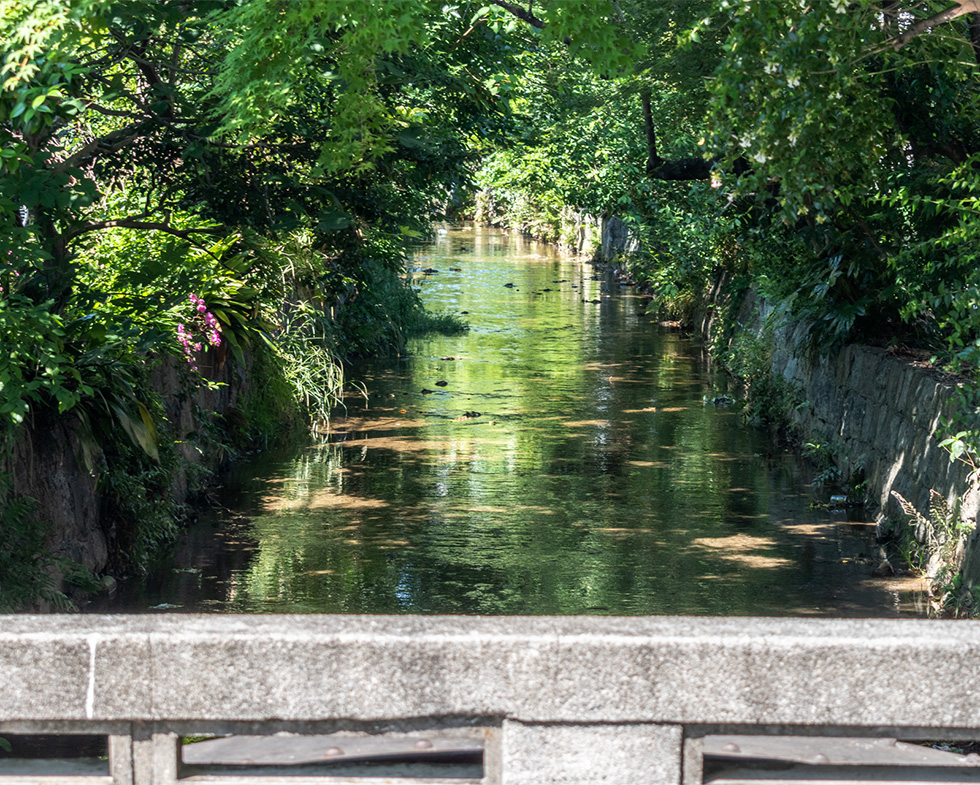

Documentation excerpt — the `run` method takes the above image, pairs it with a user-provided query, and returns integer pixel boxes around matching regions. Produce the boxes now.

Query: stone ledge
[2,615,980,729]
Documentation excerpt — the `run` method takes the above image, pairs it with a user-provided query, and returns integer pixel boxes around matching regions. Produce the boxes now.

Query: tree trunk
[641,88,662,177]
[969,12,980,64]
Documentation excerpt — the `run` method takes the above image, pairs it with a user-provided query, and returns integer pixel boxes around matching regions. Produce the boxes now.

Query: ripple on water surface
[99,226,929,616]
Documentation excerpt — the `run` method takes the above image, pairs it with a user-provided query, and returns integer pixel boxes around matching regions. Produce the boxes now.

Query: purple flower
[178,293,228,369]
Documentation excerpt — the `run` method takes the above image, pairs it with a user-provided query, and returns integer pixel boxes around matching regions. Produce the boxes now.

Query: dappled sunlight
[688,535,794,570]
[582,360,626,368]
[691,535,780,551]
[332,434,496,455]
[593,527,657,536]
[115,227,924,618]
[717,553,794,570]
[261,491,389,513]
[778,520,845,537]
[326,415,431,433]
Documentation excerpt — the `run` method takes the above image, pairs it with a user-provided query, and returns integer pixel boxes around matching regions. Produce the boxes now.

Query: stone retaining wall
[3,347,249,579]
[697,283,980,583]
[557,207,639,259]
[473,191,639,259]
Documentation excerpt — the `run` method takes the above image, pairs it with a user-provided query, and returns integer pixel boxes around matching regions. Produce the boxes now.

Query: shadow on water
[96,225,929,616]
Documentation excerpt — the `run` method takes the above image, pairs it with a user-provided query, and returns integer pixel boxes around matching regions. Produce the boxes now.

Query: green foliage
[802,439,844,489]
[214,0,437,172]
[702,0,980,352]
[213,1,640,173]
[99,423,181,572]
[474,45,657,237]
[0,0,540,574]
[4,0,980,576]
[0,296,76,433]
[237,346,302,445]
[275,304,346,433]
[0,293,163,468]
[0,472,69,611]
[708,1,899,221]
[892,488,975,616]
[470,0,980,473]
[625,181,743,318]
[407,309,469,338]
[722,327,801,429]
[699,277,803,431]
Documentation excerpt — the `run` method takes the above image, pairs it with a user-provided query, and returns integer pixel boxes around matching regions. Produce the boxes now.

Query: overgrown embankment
[0,231,457,611]
[697,277,980,605]
[3,347,261,601]
[480,186,980,614]
[0,2,485,609]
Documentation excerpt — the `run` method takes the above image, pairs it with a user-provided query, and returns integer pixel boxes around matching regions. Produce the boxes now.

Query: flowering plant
[176,293,222,371]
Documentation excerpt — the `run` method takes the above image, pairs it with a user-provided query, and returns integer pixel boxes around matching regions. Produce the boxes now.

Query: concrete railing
[2,615,980,784]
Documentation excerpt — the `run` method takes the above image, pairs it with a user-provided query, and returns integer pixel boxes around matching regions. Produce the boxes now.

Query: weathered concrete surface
[10,616,980,784]
[702,735,980,767]
[493,721,682,785]
[4,615,980,730]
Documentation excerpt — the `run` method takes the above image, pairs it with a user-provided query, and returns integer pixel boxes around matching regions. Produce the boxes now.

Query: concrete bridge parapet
[0,615,975,784]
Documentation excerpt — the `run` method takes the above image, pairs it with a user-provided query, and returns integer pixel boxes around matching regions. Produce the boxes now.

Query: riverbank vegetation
[0,0,496,604]
[3,0,980,607]
[464,1,980,607]
[476,1,980,369]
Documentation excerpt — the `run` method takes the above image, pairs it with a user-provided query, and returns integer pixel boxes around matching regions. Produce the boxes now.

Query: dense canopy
[2,0,980,601]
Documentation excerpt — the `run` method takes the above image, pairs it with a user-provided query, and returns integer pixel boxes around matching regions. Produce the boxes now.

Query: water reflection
[102,226,928,616]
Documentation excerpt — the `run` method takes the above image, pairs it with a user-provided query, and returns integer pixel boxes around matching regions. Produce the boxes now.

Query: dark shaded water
[99,226,927,616]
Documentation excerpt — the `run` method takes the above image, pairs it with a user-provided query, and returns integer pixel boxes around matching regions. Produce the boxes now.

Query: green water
[104,226,926,616]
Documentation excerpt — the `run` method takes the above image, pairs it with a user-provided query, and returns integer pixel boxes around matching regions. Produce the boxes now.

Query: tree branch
[881,0,899,30]
[54,122,151,173]
[489,0,546,29]
[86,102,142,120]
[892,0,980,49]
[66,218,222,244]
[969,12,980,64]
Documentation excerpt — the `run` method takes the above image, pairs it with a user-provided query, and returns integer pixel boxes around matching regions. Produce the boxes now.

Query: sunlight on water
[101,226,929,616]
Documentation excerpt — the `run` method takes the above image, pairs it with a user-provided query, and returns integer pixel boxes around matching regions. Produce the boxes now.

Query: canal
[100,225,926,616]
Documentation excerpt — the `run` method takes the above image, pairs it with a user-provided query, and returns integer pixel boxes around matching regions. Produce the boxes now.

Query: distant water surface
[96,225,928,616]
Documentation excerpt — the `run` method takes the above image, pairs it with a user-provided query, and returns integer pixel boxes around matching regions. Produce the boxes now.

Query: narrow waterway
[102,226,927,616]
